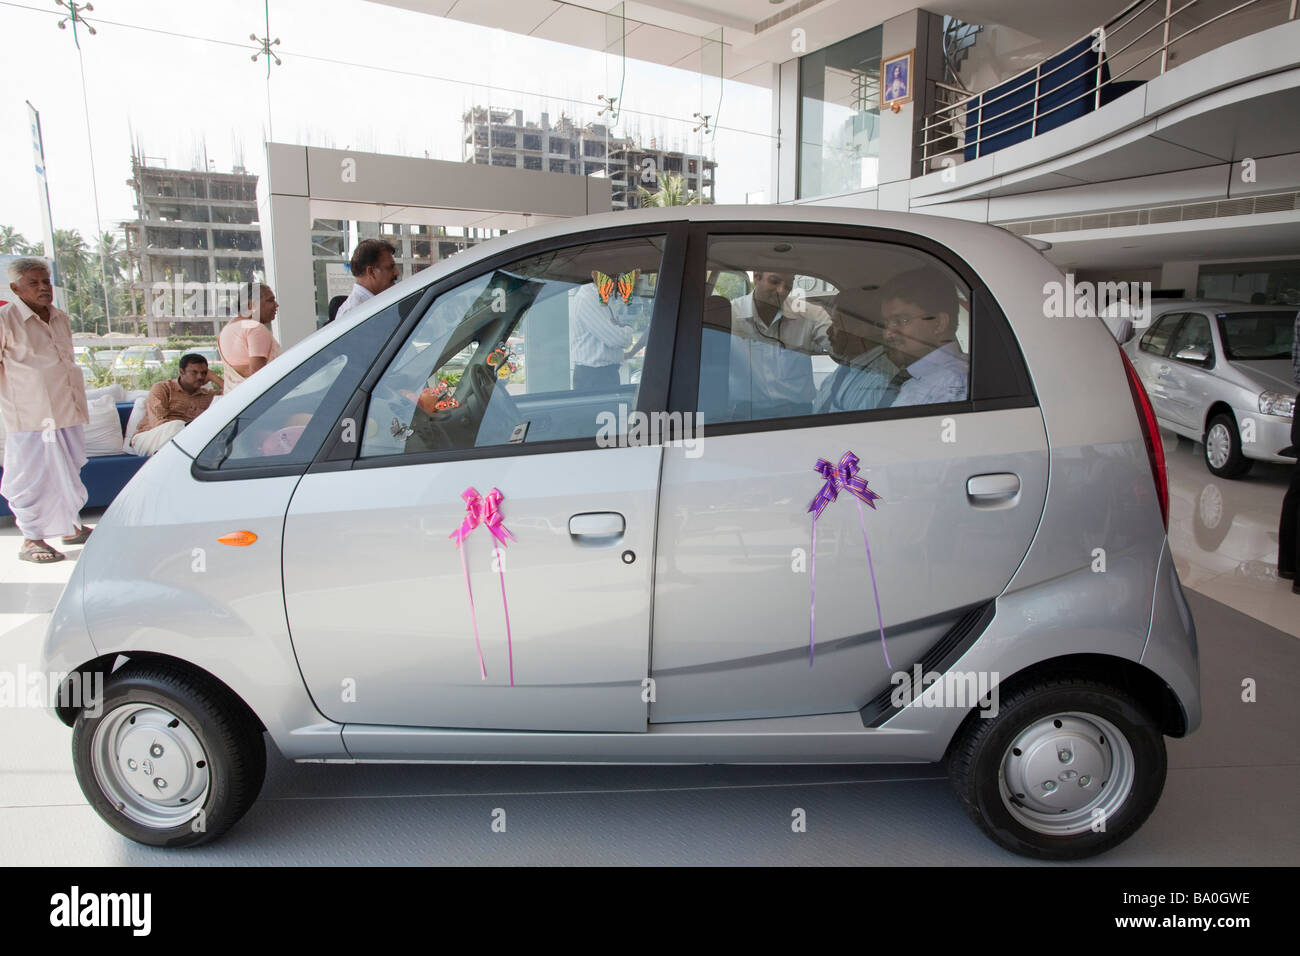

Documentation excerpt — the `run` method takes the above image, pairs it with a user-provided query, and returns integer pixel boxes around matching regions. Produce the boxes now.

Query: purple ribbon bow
[809,452,882,517]
[449,486,517,685]
[807,452,890,669]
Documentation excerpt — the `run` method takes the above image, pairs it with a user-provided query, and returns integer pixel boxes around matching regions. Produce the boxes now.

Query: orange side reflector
[218,531,258,547]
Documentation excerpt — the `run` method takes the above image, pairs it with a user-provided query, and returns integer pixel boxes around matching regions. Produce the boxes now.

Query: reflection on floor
[1163,428,1298,638]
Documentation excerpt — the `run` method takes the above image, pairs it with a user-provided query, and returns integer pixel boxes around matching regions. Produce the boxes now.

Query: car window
[361,234,666,457]
[697,234,970,423]
[195,301,404,473]
[1139,313,1183,356]
[1168,313,1212,361]
[1217,310,1297,360]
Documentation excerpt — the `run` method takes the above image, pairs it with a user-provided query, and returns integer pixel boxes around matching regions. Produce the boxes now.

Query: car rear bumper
[1139,538,1201,735]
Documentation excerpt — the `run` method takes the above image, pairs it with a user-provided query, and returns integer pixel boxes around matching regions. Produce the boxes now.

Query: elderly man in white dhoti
[0,258,93,563]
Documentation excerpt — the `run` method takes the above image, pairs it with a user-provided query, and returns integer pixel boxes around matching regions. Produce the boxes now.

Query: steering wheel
[466,363,525,444]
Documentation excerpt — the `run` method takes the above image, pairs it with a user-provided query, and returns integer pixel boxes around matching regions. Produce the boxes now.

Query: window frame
[1139,312,1186,357]
[309,221,689,474]
[665,221,1037,437]
[190,294,413,482]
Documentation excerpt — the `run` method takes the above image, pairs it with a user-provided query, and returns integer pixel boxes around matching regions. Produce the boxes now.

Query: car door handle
[967,473,1020,508]
[569,512,626,538]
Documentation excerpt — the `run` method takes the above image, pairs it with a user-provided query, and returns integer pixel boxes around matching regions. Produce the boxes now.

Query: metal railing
[921,0,1296,169]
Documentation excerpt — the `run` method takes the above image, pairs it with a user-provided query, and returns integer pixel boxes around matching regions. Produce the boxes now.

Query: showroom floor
[1,434,1296,865]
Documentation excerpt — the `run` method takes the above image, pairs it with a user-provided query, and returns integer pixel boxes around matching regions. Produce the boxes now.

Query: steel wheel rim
[90,703,211,829]
[998,711,1135,837]
[1206,423,1232,469]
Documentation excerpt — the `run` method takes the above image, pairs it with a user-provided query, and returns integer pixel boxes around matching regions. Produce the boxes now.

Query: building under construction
[123,153,263,315]
[462,107,716,209]
[121,152,491,335]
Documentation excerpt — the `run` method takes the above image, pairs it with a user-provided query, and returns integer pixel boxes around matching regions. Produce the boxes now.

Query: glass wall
[799,27,881,199]
[0,0,771,337]
[1197,260,1300,306]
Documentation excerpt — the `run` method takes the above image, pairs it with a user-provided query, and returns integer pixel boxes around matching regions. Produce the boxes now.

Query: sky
[0,0,774,244]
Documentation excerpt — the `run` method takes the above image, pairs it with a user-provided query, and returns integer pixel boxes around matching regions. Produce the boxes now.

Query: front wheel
[72,664,265,847]
[947,677,1166,860]
[1205,413,1253,479]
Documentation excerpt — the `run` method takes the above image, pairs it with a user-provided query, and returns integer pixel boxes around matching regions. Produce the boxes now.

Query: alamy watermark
[50,886,151,936]
[1043,274,1152,326]
[0,665,102,716]
[149,279,257,318]
[890,665,1000,718]
[595,408,705,458]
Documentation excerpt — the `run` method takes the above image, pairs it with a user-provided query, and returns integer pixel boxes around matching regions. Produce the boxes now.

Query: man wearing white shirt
[729,271,833,418]
[335,239,399,321]
[880,269,969,407]
[814,269,968,412]
[570,274,645,390]
[0,258,93,563]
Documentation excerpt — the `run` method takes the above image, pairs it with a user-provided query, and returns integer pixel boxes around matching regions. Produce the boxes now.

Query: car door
[1133,311,1185,420]
[1161,311,1215,430]
[649,226,1049,723]
[281,227,684,733]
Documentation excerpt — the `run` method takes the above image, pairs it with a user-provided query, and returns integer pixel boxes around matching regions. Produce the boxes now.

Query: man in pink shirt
[218,282,280,392]
[0,258,93,563]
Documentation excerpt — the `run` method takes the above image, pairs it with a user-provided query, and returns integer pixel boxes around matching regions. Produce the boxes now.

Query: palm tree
[51,228,103,332]
[0,225,30,254]
[97,231,125,282]
[635,171,710,208]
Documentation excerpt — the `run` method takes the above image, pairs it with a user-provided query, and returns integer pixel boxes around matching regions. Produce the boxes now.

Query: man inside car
[815,269,968,413]
[728,270,832,418]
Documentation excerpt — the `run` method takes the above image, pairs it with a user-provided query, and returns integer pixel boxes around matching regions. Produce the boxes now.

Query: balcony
[923,0,1299,170]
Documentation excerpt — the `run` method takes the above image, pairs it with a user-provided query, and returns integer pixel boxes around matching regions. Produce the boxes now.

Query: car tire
[1204,413,1253,479]
[71,664,265,848]
[947,676,1166,860]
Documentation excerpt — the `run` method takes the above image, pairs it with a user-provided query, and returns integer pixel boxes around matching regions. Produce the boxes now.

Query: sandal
[19,542,65,563]
[61,525,92,546]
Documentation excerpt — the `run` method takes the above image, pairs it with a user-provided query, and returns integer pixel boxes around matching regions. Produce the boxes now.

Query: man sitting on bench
[131,353,223,456]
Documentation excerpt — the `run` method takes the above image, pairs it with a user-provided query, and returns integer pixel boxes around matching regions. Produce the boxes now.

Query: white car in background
[111,346,164,382]
[1124,300,1298,477]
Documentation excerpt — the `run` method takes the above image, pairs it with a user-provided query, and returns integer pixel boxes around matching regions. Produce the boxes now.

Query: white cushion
[85,383,126,404]
[122,396,148,455]
[126,389,150,402]
[84,394,125,457]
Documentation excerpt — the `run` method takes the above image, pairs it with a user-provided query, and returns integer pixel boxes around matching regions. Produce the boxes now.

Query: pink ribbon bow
[449,487,517,684]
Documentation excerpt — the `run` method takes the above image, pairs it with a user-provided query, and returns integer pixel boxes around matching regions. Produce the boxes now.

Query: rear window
[1217,311,1297,360]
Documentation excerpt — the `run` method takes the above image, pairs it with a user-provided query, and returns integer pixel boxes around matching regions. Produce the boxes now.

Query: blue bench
[0,401,147,517]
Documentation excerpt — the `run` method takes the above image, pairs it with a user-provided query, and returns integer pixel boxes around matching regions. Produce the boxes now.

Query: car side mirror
[1174,346,1209,363]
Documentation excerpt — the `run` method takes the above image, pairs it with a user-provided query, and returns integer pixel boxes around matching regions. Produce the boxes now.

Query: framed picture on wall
[881,49,914,109]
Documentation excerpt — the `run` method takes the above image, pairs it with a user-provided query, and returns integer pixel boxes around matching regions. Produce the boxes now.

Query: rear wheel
[947,677,1166,860]
[1204,413,1253,479]
[72,664,265,847]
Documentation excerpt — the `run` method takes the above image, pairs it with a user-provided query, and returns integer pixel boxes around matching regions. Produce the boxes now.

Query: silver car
[42,206,1199,859]
[1124,300,1297,478]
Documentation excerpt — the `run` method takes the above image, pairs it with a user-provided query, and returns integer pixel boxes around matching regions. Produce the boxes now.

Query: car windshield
[1218,311,1296,360]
